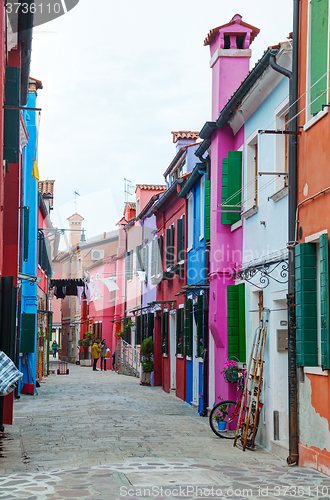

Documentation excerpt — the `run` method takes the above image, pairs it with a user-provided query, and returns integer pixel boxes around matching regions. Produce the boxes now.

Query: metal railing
[117,339,141,377]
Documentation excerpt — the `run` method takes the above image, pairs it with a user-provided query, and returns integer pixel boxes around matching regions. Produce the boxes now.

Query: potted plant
[214,398,230,430]
[222,359,240,383]
[78,332,93,366]
[140,336,154,386]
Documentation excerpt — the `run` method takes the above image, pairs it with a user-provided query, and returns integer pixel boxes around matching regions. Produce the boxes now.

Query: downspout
[286,0,300,466]
[270,2,299,465]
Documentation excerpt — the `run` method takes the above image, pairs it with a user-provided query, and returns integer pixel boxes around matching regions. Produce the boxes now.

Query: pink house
[197,15,260,406]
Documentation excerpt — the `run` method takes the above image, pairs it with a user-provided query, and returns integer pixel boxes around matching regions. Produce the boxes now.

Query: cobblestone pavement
[0,362,329,499]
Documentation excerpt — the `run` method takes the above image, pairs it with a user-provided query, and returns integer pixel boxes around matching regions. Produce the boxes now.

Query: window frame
[187,193,193,251]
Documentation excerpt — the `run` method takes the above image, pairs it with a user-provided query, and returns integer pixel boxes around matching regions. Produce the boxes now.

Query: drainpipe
[270,1,300,465]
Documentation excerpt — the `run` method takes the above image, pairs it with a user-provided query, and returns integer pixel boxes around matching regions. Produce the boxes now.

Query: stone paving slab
[0,363,329,499]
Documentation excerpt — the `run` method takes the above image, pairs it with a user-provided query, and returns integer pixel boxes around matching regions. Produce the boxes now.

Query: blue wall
[19,90,39,391]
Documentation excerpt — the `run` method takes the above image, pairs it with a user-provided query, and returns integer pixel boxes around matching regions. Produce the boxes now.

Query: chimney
[204,14,260,119]
[171,131,200,153]
[67,213,84,250]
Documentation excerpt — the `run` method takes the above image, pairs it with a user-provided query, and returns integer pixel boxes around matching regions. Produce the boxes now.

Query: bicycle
[209,371,263,441]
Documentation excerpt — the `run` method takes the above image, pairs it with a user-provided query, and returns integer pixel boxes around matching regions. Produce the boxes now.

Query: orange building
[295,0,330,475]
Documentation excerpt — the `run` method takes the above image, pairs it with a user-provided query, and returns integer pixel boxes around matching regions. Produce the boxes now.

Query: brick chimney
[67,213,84,249]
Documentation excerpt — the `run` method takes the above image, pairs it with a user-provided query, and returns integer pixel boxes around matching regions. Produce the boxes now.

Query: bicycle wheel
[209,400,239,439]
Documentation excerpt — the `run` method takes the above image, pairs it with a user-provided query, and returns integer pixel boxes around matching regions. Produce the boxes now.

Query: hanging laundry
[137,271,146,283]
[66,285,78,296]
[77,286,84,305]
[54,286,66,299]
[84,281,91,305]
[89,280,101,300]
[100,278,119,293]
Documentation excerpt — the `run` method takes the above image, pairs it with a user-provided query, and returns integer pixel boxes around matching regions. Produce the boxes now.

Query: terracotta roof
[171,131,200,143]
[204,14,260,47]
[125,202,136,210]
[29,77,43,90]
[38,180,55,196]
[67,213,84,221]
[136,184,166,191]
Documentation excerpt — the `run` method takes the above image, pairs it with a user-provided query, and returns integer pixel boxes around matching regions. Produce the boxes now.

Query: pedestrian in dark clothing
[112,348,116,371]
[99,339,108,371]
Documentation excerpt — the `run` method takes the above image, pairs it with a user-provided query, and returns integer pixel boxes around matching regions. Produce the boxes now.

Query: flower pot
[224,371,239,383]
[218,421,227,431]
[141,371,151,386]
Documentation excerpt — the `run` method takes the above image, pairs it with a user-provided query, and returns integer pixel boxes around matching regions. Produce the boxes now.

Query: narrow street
[0,365,329,500]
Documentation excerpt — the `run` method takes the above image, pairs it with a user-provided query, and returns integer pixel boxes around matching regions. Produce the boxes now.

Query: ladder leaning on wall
[234,308,269,451]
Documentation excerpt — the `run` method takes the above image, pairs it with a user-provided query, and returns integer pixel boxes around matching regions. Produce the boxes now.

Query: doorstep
[270,439,289,461]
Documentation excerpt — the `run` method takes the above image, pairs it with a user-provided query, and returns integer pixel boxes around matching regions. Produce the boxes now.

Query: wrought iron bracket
[234,258,289,289]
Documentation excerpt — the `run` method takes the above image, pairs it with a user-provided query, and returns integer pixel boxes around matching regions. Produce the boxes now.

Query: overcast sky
[30,0,293,247]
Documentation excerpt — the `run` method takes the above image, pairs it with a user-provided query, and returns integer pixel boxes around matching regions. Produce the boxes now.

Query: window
[244,137,258,212]
[126,250,133,280]
[161,311,169,354]
[295,234,330,369]
[200,175,205,240]
[205,179,211,241]
[143,245,148,280]
[136,198,140,215]
[187,194,193,250]
[183,298,193,356]
[196,294,204,358]
[166,225,175,269]
[157,235,163,276]
[275,103,290,192]
[177,216,185,264]
[78,258,81,273]
[227,284,246,363]
[221,150,243,223]
[176,308,184,354]
[308,0,329,117]
[136,245,142,275]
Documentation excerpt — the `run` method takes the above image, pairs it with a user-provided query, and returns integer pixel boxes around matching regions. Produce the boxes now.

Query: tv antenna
[74,191,80,212]
[124,178,136,203]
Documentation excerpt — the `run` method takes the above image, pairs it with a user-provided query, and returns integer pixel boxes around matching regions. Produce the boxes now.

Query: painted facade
[295,0,330,475]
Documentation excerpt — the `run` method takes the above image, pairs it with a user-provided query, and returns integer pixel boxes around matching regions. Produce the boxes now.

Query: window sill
[269,186,288,203]
[176,354,183,359]
[303,366,328,376]
[231,220,242,232]
[163,353,168,358]
[304,107,328,132]
[186,356,192,361]
[242,206,258,219]
[199,235,204,242]
[187,247,193,253]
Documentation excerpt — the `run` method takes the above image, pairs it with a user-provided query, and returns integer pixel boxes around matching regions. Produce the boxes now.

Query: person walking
[51,340,59,359]
[99,339,108,371]
[112,347,116,371]
[92,340,101,371]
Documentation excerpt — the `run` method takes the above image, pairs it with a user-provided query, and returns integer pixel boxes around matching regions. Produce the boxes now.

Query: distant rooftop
[136,184,166,191]
[171,131,200,143]
[204,14,260,47]
[38,180,55,197]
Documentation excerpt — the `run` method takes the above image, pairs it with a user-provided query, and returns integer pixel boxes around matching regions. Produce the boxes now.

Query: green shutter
[221,152,242,225]
[176,308,184,354]
[177,218,183,263]
[320,234,330,369]
[295,243,318,366]
[158,235,163,275]
[197,294,204,358]
[142,314,147,342]
[143,246,148,280]
[184,299,193,356]
[227,285,240,360]
[166,228,171,268]
[136,245,142,274]
[161,312,168,354]
[310,0,329,115]
[151,239,156,277]
[238,284,246,362]
[136,315,142,345]
[4,66,20,164]
[205,180,211,240]
[23,207,29,262]
[20,313,36,353]
[147,312,154,338]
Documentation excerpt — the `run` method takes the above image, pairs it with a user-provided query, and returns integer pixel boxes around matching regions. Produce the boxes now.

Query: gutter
[152,179,184,212]
[178,163,206,198]
[195,48,279,161]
